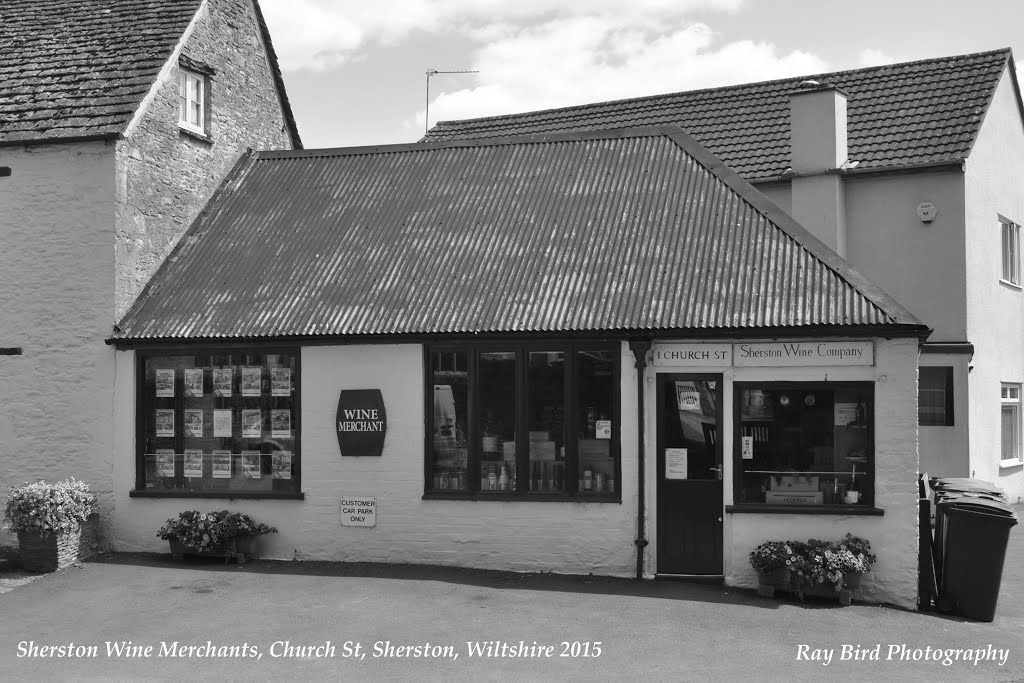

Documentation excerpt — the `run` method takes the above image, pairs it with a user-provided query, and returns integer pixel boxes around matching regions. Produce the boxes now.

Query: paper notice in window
[184,450,203,477]
[595,420,611,439]
[665,448,688,479]
[742,436,754,460]
[213,410,232,437]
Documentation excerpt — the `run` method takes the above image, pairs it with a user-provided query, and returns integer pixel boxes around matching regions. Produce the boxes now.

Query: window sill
[179,126,213,144]
[999,458,1024,469]
[726,504,884,516]
[423,491,621,503]
[999,278,1022,291]
[130,489,304,500]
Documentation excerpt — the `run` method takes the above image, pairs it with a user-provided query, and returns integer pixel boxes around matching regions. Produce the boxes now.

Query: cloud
[857,48,903,68]
[260,0,743,71]
[413,17,829,129]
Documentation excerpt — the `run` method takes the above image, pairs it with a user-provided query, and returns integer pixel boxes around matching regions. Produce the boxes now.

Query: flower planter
[18,526,82,573]
[168,536,257,564]
[843,572,863,589]
[756,568,790,598]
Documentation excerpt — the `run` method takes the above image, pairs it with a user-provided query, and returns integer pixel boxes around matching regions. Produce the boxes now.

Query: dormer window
[178,68,207,135]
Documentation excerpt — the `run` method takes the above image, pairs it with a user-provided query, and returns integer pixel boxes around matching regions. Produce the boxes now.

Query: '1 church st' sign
[336,389,387,457]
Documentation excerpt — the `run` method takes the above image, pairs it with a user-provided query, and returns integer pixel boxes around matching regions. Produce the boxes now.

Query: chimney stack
[789,83,848,257]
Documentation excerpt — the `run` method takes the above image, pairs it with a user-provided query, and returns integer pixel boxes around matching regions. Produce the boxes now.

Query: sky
[259,0,1024,150]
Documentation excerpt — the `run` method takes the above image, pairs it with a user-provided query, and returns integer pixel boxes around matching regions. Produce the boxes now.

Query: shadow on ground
[84,550,933,616]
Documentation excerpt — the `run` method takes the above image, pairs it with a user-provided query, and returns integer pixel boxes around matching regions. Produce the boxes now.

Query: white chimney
[789,83,848,257]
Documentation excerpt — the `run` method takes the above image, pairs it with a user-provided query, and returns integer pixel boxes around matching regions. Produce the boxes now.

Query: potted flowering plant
[2,479,96,572]
[157,510,276,563]
[749,540,804,590]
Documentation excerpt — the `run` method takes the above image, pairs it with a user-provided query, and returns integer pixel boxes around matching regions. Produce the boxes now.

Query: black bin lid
[935,494,1017,517]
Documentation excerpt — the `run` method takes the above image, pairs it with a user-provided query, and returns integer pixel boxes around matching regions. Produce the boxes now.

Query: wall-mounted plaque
[336,389,387,457]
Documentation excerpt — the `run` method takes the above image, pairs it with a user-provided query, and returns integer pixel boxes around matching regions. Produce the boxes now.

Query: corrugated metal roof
[423,49,1011,180]
[113,126,926,341]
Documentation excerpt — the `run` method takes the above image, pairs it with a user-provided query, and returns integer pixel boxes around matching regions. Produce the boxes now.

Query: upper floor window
[1000,217,1020,286]
[1001,383,1022,466]
[178,68,207,135]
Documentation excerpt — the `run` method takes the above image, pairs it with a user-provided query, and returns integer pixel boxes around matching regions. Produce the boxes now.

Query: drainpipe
[629,339,652,580]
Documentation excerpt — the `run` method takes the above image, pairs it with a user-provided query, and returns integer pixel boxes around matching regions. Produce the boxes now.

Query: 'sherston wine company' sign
[336,389,387,457]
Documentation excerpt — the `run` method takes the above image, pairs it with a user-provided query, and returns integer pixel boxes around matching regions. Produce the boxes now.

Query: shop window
[1000,217,1020,286]
[734,383,873,507]
[178,67,207,135]
[135,349,300,496]
[1001,383,1022,465]
[427,343,618,499]
[919,366,954,426]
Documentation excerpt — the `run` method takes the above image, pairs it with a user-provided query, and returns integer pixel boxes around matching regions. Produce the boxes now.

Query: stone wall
[114,0,294,320]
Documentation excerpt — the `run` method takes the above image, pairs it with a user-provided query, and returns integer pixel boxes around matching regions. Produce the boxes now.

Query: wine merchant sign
[336,389,387,457]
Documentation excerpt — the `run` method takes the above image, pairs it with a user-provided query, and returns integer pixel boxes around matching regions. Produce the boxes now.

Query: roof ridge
[429,47,1011,131]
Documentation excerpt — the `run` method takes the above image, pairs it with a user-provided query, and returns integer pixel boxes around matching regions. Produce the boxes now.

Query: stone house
[425,48,1024,502]
[0,0,301,545]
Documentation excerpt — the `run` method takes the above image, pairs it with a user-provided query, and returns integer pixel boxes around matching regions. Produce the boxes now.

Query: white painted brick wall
[0,142,117,546]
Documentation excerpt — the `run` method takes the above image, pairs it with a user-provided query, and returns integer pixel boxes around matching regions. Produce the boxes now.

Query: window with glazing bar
[426,343,619,499]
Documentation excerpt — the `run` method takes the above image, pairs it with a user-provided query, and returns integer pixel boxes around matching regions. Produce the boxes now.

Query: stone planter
[168,536,259,564]
[18,526,82,573]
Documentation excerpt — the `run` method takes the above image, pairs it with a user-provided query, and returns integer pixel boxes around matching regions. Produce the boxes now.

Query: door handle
[708,465,722,480]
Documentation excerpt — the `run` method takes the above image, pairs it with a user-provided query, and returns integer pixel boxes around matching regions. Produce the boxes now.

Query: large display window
[134,348,301,497]
[733,382,874,508]
[427,342,618,500]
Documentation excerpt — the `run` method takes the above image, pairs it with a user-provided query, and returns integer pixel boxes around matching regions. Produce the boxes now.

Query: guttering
[748,158,966,185]
[629,339,652,580]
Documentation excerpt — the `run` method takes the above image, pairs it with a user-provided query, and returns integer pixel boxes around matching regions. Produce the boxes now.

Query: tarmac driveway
[1,513,1022,681]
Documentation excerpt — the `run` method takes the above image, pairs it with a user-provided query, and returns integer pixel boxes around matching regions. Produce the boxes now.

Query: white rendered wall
[113,343,642,576]
[965,66,1024,501]
[0,142,117,546]
[645,337,920,609]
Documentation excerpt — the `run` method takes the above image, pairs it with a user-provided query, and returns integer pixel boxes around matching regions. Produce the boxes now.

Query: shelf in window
[744,470,866,476]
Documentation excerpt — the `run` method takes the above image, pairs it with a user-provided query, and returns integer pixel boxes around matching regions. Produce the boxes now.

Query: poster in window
[212,450,232,478]
[272,451,292,479]
[241,409,262,437]
[184,449,203,477]
[156,450,175,477]
[595,420,611,439]
[272,368,291,396]
[184,368,204,398]
[213,367,232,397]
[241,367,262,396]
[155,409,175,437]
[242,451,261,479]
[741,389,774,419]
[155,369,175,397]
[675,381,701,413]
[183,410,203,437]
[213,409,232,437]
[835,403,858,426]
[271,409,291,438]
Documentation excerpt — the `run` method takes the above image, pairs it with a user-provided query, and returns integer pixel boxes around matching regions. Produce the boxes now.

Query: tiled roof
[0,0,301,148]
[424,49,1013,179]
[113,127,925,342]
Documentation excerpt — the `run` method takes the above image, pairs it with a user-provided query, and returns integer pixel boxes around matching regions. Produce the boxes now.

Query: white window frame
[999,217,1021,287]
[1000,383,1023,467]
[178,68,206,135]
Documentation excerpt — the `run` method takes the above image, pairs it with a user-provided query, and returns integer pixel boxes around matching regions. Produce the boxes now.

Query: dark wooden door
[656,374,723,575]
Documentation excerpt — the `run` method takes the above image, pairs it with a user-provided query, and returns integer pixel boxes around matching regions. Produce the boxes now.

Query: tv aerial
[425,68,479,133]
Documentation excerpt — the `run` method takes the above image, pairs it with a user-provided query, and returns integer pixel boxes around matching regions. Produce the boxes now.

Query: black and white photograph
[4,0,1024,680]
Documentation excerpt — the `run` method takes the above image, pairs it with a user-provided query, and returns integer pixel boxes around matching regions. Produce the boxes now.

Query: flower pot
[843,572,863,589]
[168,536,256,564]
[756,568,790,597]
[18,526,82,573]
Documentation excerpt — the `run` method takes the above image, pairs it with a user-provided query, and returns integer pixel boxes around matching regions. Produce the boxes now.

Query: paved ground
[1,511,1022,682]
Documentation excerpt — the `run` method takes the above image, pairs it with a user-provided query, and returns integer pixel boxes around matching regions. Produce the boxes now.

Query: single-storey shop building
[109,126,929,608]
